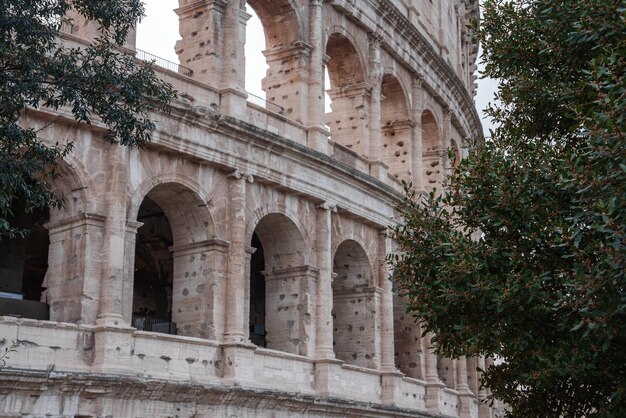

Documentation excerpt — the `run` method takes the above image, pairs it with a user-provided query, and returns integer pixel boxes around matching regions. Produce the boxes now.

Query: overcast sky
[136,0,497,136]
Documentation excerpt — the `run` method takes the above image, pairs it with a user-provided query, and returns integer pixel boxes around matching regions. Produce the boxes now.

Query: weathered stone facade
[0,1,499,417]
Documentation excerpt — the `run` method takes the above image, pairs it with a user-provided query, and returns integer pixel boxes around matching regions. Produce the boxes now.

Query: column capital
[316,202,337,212]
[368,32,384,48]
[227,169,254,183]
[411,73,424,89]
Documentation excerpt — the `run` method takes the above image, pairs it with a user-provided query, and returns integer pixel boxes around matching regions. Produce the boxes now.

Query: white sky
[136,0,497,136]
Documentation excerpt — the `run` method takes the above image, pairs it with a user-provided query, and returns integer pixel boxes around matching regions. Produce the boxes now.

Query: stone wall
[0,1,502,417]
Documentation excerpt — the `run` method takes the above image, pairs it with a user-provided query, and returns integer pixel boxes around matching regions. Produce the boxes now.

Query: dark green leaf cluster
[390,1,625,416]
[0,0,175,238]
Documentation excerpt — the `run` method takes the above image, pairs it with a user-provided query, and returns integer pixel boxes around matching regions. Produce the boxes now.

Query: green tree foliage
[0,0,175,238]
[389,0,625,416]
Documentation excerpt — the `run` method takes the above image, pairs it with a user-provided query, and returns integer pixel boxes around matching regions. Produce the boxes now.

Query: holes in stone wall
[325,33,368,155]
[332,240,377,368]
[422,110,441,185]
[381,74,411,181]
[393,293,424,379]
[250,213,307,355]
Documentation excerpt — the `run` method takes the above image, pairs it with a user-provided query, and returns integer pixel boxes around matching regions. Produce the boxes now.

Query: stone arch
[381,73,412,181]
[248,212,314,356]
[0,157,94,323]
[422,109,442,186]
[129,173,215,241]
[247,0,308,119]
[324,30,369,156]
[332,239,378,368]
[246,0,302,49]
[129,180,221,339]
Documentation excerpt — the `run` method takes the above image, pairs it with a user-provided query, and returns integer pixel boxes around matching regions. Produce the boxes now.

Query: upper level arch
[324,29,369,156]
[129,176,216,244]
[381,73,412,181]
[325,29,366,88]
[246,0,303,49]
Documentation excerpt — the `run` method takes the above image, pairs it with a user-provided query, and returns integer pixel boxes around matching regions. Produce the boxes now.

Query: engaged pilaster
[368,34,387,182]
[96,146,130,327]
[411,75,425,189]
[306,0,330,154]
[314,202,335,359]
[224,170,252,343]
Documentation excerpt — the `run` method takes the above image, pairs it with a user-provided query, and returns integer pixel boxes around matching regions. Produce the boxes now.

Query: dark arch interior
[132,196,175,334]
[249,232,266,347]
[0,201,49,319]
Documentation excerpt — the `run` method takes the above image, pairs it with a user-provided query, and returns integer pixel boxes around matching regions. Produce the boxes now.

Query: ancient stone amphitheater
[0,0,499,417]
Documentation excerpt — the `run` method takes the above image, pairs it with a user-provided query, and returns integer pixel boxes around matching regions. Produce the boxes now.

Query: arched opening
[249,213,313,355]
[130,182,219,339]
[244,6,268,102]
[325,33,368,156]
[332,240,377,368]
[132,196,174,334]
[136,0,179,62]
[0,202,50,320]
[422,110,442,186]
[380,74,412,181]
[393,293,424,379]
[247,0,304,119]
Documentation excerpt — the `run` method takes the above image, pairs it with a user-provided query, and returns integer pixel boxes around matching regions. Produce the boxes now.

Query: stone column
[442,106,452,172]
[457,356,475,418]
[222,170,256,384]
[96,146,130,327]
[306,0,329,154]
[378,230,395,371]
[478,356,492,418]
[223,170,250,343]
[368,34,386,181]
[425,332,445,413]
[93,147,133,375]
[411,75,425,189]
[315,203,335,359]
[121,221,143,325]
[220,1,249,119]
[379,229,403,405]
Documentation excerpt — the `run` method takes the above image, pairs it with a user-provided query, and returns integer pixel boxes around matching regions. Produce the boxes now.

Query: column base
[92,325,135,375]
[307,125,331,155]
[425,380,446,413]
[314,358,344,395]
[380,370,404,405]
[221,341,257,385]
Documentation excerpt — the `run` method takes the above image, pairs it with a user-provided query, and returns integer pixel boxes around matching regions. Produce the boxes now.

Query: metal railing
[135,48,193,78]
[247,91,285,115]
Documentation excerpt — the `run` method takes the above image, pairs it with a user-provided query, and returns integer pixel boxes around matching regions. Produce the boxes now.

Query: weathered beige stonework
[0,1,501,417]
